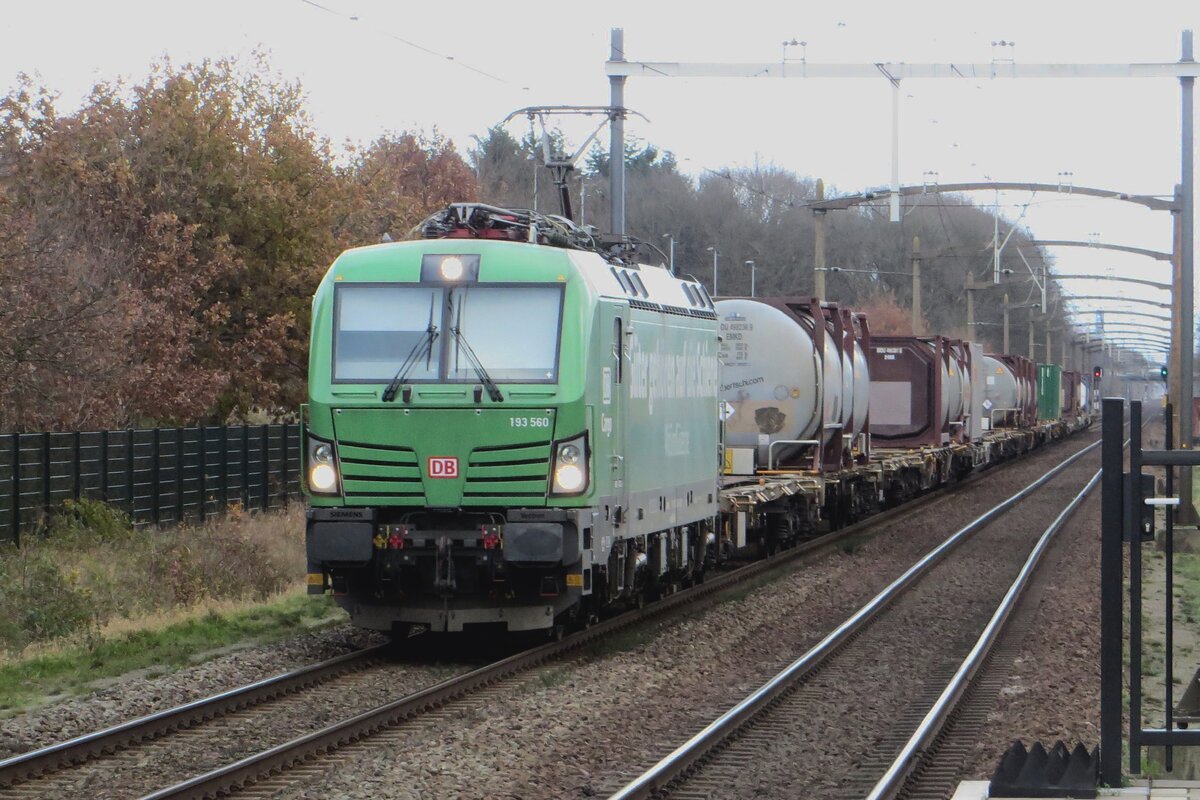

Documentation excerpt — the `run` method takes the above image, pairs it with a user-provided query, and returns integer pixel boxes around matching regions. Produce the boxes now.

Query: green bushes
[0,545,96,648]
[0,498,305,655]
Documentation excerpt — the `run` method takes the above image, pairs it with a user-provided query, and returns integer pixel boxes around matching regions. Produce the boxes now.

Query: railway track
[133,471,997,800]
[0,644,398,797]
[878,468,1102,800]
[606,435,1106,800]
[0,433,1094,800]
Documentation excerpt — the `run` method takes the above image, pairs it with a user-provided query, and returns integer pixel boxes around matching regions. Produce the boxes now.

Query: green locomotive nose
[331,407,558,508]
[302,205,720,635]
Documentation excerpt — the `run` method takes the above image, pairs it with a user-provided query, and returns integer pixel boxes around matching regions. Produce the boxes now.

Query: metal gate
[1101,397,1200,784]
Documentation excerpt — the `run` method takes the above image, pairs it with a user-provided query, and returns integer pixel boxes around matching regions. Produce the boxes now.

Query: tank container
[850,340,870,436]
[868,335,964,448]
[717,299,836,467]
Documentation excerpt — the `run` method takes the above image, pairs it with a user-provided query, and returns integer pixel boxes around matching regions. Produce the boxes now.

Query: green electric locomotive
[303,204,720,635]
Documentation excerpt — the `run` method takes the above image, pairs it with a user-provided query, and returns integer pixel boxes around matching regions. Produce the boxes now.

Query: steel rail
[134,434,1085,800]
[607,437,1102,800]
[866,467,1104,800]
[0,644,391,789]
[0,645,391,788]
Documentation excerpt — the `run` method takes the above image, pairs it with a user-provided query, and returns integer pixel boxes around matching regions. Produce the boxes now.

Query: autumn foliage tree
[339,130,478,243]
[0,55,477,432]
[856,289,926,336]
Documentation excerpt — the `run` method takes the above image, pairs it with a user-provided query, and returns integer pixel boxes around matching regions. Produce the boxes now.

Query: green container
[1037,363,1063,421]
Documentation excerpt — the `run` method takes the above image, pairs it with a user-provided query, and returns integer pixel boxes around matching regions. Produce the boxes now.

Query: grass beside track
[0,590,342,715]
[0,498,344,715]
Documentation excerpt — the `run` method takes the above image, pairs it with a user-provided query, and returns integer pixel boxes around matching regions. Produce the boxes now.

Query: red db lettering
[428,457,458,479]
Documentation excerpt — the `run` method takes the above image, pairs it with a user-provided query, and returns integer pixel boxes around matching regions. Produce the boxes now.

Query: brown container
[868,335,963,448]
[1062,370,1081,418]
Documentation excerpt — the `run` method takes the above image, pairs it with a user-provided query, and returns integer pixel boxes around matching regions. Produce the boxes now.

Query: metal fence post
[126,429,135,519]
[260,423,269,511]
[175,427,184,523]
[280,425,289,503]
[1128,400,1143,775]
[241,425,249,510]
[1100,397,1126,787]
[219,427,228,510]
[151,428,160,526]
[72,430,81,501]
[41,432,51,519]
[100,430,109,502]
[1166,402,1176,771]
[10,434,19,547]
[198,426,208,523]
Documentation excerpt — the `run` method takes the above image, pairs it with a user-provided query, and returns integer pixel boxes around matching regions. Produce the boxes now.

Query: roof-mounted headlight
[420,254,480,283]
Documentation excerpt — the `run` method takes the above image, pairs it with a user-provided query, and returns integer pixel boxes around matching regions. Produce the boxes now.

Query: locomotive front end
[304,232,597,635]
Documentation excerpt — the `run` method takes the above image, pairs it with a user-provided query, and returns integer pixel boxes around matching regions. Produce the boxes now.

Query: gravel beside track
[0,624,383,760]
[959,465,1106,778]
[641,442,1104,800]
[246,435,1102,800]
[0,637,488,800]
[957,421,1164,780]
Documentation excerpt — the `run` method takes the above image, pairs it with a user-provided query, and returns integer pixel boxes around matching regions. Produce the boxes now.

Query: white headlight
[554,463,585,492]
[313,443,333,464]
[440,256,465,280]
[310,464,338,492]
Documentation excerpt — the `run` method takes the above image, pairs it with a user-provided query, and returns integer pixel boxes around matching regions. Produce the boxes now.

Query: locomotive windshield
[447,286,562,382]
[331,283,562,383]
[333,286,443,381]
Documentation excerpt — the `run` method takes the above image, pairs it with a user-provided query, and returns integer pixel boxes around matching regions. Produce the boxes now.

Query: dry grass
[0,499,309,655]
[0,501,350,713]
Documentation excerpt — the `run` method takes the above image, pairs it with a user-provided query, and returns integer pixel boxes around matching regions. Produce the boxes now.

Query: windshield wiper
[451,299,503,402]
[382,297,439,403]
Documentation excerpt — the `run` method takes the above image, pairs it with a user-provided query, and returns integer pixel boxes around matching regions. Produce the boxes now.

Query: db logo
[428,457,459,479]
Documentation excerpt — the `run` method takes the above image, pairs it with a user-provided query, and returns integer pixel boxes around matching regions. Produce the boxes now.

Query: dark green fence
[0,424,301,545]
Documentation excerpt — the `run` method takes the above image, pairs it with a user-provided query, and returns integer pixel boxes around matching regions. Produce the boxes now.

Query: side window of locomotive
[613,316,624,384]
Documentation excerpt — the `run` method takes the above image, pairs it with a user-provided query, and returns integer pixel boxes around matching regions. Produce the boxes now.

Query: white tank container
[850,341,870,436]
[717,299,841,464]
[840,338,853,428]
[823,323,843,430]
[944,354,964,424]
[983,356,1020,414]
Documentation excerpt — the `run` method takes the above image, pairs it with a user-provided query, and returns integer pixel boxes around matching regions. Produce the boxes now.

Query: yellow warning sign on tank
[566,573,584,587]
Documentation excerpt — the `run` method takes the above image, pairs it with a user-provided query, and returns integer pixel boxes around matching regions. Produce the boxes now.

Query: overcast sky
[4,0,1198,358]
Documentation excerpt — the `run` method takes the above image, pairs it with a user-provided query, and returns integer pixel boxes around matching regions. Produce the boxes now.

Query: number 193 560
[509,417,550,428]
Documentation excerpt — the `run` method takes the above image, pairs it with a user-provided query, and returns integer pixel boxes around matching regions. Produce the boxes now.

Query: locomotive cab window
[446,285,563,382]
[333,286,443,381]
